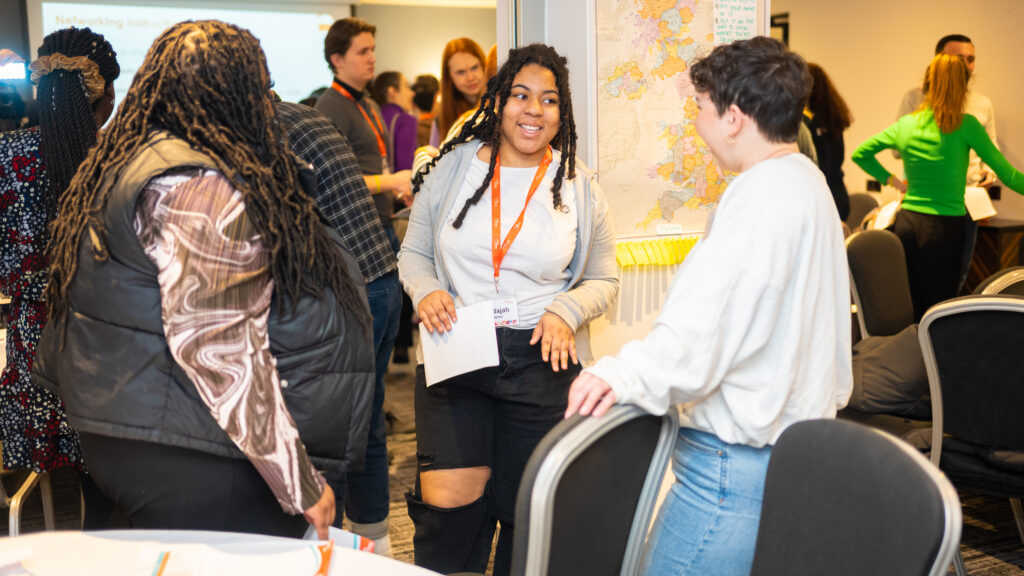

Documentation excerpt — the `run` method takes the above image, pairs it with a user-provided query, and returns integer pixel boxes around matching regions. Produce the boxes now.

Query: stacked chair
[915,295,1024,576]
[456,405,677,576]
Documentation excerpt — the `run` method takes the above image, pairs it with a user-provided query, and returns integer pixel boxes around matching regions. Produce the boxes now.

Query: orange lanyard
[331,80,388,160]
[491,147,553,292]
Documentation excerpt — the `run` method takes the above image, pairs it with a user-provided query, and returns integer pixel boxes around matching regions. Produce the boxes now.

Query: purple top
[380,102,418,172]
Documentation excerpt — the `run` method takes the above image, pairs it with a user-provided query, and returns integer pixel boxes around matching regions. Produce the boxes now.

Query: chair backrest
[974,266,1024,296]
[511,405,678,576]
[919,295,1024,460]
[846,229,915,338]
[749,419,961,576]
[846,192,880,230]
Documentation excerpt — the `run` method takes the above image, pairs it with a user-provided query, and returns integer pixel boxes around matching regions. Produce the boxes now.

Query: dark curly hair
[689,36,810,143]
[806,62,851,136]
[34,27,120,224]
[46,20,366,329]
[413,43,577,229]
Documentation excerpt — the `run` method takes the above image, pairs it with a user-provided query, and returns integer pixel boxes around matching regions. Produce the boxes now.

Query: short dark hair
[370,71,402,106]
[411,74,438,112]
[689,36,810,143]
[324,18,375,71]
[935,34,972,54]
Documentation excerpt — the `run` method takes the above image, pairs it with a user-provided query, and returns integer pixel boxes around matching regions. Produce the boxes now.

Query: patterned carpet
[1,358,1021,575]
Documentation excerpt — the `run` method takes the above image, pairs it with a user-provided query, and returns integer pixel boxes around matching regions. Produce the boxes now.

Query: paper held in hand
[418,301,500,386]
[964,186,997,221]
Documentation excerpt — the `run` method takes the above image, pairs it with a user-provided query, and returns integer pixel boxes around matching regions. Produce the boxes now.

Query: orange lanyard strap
[491,147,553,291]
[331,80,388,160]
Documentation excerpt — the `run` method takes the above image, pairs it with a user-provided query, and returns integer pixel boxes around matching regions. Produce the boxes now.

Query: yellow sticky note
[656,240,671,265]
[628,242,647,266]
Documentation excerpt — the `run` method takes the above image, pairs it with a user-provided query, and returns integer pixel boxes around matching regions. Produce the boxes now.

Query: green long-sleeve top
[852,109,1024,216]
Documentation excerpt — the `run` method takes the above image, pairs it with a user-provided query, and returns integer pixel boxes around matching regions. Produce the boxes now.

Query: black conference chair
[973,265,1024,296]
[846,192,880,230]
[914,295,1024,576]
[847,229,915,339]
[750,419,961,576]
[508,405,677,576]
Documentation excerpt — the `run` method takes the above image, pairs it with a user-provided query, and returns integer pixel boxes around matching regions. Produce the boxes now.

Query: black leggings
[891,209,965,321]
[80,434,308,537]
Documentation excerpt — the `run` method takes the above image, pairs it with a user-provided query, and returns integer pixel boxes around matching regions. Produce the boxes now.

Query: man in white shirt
[896,34,997,187]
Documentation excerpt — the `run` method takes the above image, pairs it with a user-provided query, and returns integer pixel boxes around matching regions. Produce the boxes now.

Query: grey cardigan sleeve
[545,174,619,332]
[397,159,448,308]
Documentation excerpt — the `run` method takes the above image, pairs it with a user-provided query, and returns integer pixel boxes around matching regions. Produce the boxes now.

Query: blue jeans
[329,269,402,525]
[642,428,772,576]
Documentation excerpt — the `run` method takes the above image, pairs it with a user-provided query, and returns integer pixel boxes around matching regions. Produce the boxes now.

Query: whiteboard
[25,0,352,105]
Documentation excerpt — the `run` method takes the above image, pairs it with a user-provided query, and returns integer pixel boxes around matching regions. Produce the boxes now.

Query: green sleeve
[852,121,901,186]
[963,115,1024,193]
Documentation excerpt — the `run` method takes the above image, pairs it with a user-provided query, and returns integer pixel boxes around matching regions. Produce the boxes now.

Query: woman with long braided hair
[399,43,618,574]
[32,20,374,538]
[0,27,118,475]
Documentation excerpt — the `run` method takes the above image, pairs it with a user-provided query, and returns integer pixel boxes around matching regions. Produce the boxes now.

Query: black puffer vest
[33,133,374,475]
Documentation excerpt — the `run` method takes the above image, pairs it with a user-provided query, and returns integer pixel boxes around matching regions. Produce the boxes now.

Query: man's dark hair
[34,27,120,223]
[412,43,576,229]
[323,17,376,71]
[47,20,364,324]
[935,34,972,54]
[689,36,810,143]
[411,74,438,112]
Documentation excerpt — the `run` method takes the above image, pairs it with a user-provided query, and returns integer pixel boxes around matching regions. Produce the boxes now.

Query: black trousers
[891,209,966,321]
[80,433,308,538]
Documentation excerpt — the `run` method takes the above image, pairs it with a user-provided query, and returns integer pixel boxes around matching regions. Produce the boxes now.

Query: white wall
[357,4,496,82]
[773,0,1024,217]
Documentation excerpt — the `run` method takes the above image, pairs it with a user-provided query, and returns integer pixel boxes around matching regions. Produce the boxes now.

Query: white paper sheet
[965,186,997,221]
[418,301,499,386]
[871,200,900,230]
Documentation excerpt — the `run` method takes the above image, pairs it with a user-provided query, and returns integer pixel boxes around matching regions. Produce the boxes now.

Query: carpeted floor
[2,357,1022,575]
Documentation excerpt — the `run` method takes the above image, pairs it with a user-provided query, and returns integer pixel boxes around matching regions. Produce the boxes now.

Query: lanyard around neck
[332,80,388,160]
[491,147,553,292]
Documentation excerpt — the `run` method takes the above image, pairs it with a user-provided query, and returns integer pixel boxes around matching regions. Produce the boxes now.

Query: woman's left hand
[530,312,578,372]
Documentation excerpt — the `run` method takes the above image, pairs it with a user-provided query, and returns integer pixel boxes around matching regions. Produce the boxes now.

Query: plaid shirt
[275,101,397,283]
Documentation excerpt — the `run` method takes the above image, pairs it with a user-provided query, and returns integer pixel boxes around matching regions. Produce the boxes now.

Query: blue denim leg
[642,428,772,576]
[331,269,402,525]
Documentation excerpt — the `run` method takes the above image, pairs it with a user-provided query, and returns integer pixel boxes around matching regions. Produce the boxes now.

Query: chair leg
[79,483,85,530]
[40,473,54,531]
[0,474,11,508]
[9,471,40,537]
[1010,498,1024,547]
[953,548,968,576]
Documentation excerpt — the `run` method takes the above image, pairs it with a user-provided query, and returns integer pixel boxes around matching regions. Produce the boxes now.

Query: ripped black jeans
[409,327,579,575]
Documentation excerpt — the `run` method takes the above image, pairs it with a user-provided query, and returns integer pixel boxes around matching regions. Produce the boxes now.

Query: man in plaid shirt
[275,99,401,553]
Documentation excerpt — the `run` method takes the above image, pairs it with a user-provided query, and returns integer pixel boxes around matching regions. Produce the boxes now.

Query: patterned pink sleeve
[135,169,324,514]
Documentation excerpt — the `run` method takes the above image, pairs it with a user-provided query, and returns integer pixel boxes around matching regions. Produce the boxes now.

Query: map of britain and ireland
[597,0,732,234]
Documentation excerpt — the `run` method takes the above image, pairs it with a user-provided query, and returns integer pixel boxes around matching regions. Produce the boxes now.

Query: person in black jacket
[34,20,374,539]
[804,62,852,221]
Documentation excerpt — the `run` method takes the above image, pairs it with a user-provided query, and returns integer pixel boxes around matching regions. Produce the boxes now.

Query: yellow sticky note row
[615,236,700,268]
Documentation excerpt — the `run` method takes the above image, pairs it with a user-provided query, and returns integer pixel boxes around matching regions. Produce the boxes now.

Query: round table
[0,530,438,575]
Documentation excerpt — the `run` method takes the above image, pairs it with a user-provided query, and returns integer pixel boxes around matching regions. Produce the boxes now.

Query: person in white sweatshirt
[565,37,853,576]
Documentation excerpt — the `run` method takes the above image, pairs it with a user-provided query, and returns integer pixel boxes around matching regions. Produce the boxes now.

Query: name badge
[492,298,519,327]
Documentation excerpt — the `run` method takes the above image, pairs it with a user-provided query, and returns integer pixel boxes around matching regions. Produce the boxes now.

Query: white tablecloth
[0,530,438,576]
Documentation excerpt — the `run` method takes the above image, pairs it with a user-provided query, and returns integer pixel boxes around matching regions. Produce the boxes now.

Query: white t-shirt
[587,153,853,448]
[437,150,577,328]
